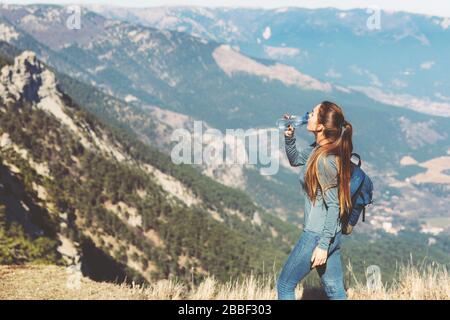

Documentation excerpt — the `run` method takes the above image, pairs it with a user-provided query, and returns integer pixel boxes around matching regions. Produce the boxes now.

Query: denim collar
[310,141,320,148]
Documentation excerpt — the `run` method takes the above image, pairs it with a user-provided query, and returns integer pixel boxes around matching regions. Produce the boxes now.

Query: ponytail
[338,120,353,216]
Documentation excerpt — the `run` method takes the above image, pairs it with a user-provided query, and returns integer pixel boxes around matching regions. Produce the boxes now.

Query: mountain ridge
[0,48,299,284]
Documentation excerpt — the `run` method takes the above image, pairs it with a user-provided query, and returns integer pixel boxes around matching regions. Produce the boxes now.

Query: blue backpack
[341,153,374,234]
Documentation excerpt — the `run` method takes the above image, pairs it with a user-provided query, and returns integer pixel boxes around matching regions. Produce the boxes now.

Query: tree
[0,204,6,230]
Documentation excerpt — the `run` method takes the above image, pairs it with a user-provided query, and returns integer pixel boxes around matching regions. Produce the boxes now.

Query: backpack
[341,153,374,235]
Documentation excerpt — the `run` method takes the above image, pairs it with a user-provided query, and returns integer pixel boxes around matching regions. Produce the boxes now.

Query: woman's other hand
[283,114,295,138]
[311,246,328,268]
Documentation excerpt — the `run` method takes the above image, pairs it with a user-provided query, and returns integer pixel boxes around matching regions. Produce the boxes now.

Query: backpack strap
[362,206,366,222]
[351,153,361,167]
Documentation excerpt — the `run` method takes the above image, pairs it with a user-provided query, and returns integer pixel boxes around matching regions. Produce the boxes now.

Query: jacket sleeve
[316,155,340,251]
[284,135,311,167]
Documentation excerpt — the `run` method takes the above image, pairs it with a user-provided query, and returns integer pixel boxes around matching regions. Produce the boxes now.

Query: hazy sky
[3,0,450,18]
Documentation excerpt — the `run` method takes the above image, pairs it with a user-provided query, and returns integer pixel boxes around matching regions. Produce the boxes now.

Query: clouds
[264,46,300,59]
[420,61,435,70]
[262,26,271,40]
[440,17,450,29]
[325,68,342,79]
[350,65,382,87]
[391,78,408,88]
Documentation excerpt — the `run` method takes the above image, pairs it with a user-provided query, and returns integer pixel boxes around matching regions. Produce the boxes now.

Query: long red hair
[304,101,353,217]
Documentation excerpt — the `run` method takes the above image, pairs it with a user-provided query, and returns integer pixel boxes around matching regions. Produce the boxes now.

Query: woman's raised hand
[283,114,295,138]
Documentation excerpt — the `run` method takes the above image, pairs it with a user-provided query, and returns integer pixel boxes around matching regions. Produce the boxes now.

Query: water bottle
[276,112,309,131]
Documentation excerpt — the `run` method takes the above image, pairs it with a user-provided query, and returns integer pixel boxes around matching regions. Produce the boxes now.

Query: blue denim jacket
[284,135,342,250]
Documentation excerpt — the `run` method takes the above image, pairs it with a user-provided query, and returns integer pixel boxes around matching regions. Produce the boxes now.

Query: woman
[276,101,353,300]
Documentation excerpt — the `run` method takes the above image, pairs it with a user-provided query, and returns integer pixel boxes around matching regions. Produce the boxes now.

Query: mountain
[0,49,303,284]
[1,4,449,234]
[0,28,449,286]
[0,3,449,272]
[0,4,326,221]
[89,5,450,117]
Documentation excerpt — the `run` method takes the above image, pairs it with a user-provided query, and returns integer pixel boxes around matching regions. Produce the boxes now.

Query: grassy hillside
[1,263,448,300]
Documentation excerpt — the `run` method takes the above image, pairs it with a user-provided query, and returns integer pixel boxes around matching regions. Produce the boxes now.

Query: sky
[3,0,450,18]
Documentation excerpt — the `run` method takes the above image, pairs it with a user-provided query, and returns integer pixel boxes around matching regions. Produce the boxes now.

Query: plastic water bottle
[276,112,309,131]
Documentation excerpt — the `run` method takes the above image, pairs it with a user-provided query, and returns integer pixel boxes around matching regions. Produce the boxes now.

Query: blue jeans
[277,230,347,300]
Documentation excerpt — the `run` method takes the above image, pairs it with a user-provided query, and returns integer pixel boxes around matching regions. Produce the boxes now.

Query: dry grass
[0,263,448,300]
[348,262,450,300]
[0,265,150,300]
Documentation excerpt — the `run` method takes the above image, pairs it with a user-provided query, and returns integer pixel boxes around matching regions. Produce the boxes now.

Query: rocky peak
[0,50,58,104]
